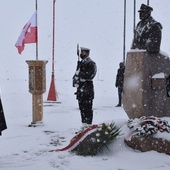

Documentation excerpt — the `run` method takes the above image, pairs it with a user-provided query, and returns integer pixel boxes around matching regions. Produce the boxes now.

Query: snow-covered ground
[1,81,170,170]
[1,0,170,170]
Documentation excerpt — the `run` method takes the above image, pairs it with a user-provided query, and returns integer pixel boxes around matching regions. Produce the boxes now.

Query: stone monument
[123,51,170,119]
[123,4,170,155]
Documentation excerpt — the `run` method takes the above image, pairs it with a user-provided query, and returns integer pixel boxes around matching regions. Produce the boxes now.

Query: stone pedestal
[26,60,48,126]
[123,51,170,118]
[125,136,170,155]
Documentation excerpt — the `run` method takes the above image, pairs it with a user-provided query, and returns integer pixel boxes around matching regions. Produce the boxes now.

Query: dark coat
[0,98,7,135]
[76,57,97,101]
[115,65,125,88]
[131,16,162,53]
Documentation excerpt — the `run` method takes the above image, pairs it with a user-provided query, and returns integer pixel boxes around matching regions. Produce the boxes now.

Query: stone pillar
[32,94,43,123]
[123,51,170,118]
[26,60,48,126]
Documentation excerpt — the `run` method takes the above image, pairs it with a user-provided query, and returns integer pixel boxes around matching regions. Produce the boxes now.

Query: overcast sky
[0,0,170,84]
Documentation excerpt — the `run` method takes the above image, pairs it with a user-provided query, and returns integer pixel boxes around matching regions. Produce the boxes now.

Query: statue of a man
[131,4,162,53]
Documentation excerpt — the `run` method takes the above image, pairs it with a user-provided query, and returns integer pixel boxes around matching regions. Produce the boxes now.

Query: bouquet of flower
[72,122,120,156]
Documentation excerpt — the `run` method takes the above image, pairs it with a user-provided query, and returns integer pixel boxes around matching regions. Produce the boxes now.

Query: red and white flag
[15,11,38,54]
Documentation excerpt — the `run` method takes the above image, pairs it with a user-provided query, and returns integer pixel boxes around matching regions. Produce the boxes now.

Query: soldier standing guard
[73,47,97,128]
[131,4,162,53]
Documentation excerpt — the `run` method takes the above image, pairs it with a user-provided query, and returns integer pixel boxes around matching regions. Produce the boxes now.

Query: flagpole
[52,0,56,74]
[47,0,58,102]
[35,0,38,60]
[133,0,136,33]
[123,0,126,64]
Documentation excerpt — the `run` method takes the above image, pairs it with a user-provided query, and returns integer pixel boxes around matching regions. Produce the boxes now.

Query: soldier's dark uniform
[73,47,97,126]
[131,4,162,53]
[0,97,7,136]
[115,62,125,107]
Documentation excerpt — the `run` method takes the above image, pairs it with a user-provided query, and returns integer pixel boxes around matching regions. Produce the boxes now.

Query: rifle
[73,43,81,87]
[77,43,80,61]
[76,43,81,70]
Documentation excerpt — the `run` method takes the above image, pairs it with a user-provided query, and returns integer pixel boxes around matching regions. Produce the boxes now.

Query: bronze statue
[131,4,162,53]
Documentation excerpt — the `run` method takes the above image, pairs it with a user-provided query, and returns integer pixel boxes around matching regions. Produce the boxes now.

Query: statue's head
[138,4,153,20]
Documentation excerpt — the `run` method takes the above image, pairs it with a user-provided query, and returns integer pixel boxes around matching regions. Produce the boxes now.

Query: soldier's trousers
[78,99,93,125]
[118,86,123,105]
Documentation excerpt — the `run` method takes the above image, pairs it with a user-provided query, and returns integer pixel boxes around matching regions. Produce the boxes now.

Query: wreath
[51,122,120,156]
[71,122,120,156]
[127,116,170,136]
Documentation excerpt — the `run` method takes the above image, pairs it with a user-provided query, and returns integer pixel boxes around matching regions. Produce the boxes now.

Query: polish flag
[15,11,38,54]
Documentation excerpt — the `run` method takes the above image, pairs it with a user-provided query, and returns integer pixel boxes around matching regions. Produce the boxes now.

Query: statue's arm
[146,24,162,53]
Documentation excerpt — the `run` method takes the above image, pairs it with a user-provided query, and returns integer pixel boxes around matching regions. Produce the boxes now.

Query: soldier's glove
[72,74,80,88]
